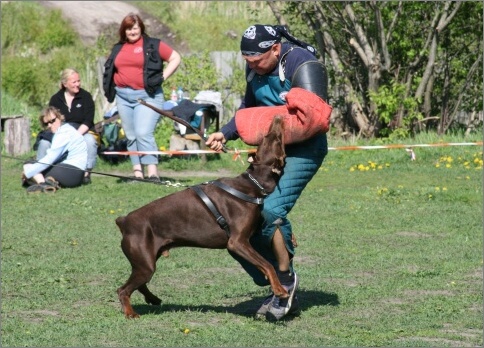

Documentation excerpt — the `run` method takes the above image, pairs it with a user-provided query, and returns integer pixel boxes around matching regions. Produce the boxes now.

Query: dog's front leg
[227,237,288,298]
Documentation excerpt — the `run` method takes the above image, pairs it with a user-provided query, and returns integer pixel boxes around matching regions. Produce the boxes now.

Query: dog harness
[190,178,265,237]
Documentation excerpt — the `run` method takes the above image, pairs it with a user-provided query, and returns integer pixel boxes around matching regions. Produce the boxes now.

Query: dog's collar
[244,171,269,196]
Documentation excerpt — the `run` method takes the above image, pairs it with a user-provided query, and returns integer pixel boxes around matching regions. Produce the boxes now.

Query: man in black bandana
[206,24,328,321]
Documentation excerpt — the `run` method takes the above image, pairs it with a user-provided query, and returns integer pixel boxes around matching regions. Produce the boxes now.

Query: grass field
[1,138,483,347]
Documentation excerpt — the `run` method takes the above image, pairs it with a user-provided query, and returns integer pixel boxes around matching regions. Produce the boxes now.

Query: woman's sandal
[26,183,57,194]
[45,176,61,190]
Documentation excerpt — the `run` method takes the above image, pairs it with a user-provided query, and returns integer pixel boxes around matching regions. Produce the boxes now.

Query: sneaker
[266,272,300,321]
[254,293,275,319]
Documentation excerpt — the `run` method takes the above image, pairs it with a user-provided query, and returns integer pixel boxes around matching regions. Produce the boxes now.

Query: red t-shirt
[113,37,174,90]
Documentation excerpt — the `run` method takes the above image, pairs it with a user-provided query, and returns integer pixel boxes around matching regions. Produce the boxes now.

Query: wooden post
[2,115,31,156]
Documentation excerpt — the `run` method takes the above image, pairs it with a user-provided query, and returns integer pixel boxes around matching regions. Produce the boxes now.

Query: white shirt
[24,123,87,178]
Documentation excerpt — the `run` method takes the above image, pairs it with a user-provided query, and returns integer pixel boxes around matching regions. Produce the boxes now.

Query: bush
[37,10,77,53]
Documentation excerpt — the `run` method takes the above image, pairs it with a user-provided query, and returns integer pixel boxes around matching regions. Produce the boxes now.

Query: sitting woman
[22,107,88,193]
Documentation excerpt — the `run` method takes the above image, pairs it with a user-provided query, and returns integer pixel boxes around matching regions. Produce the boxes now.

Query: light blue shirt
[25,123,87,178]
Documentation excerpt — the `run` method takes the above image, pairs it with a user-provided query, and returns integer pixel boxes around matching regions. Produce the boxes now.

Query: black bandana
[240,24,317,57]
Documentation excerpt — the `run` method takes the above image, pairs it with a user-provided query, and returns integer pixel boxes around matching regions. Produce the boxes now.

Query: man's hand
[205,132,226,152]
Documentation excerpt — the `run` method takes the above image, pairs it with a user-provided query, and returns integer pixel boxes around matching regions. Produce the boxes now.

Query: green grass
[1,142,482,347]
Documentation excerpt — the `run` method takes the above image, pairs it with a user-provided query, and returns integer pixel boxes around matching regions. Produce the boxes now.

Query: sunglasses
[44,118,57,126]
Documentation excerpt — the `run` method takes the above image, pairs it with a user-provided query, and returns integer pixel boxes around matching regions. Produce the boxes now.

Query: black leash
[2,154,186,186]
[138,99,229,153]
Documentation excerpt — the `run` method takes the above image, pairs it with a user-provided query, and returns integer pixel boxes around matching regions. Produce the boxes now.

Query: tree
[267,1,482,138]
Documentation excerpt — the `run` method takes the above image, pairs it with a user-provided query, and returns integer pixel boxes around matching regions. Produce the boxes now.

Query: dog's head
[248,116,286,176]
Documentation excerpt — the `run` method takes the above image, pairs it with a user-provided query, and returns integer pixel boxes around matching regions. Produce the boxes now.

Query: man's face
[243,44,280,75]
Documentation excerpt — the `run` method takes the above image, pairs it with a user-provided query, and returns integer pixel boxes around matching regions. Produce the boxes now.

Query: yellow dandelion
[442,187,448,191]
[445,164,451,168]
[435,187,440,191]
[109,209,116,214]
[378,165,383,170]
[184,328,190,334]
[349,167,355,172]
[435,163,440,168]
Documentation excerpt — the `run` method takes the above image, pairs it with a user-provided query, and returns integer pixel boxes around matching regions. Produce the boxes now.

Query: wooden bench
[1,115,31,156]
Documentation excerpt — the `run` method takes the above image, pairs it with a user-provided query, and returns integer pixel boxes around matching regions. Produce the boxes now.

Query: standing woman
[103,13,181,182]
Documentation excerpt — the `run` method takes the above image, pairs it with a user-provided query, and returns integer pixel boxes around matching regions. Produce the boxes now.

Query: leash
[138,98,229,153]
[2,155,187,187]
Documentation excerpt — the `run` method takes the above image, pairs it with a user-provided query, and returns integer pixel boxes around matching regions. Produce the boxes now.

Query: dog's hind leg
[117,266,156,319]
[117,238,159,318]
[138,284,162,305]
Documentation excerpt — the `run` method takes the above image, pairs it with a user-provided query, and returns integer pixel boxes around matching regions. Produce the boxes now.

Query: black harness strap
[190,180,266,238]
[191,185,231,237]
[211,180,264,205]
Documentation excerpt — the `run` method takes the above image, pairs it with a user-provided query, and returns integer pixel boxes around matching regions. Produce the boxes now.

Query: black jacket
[103,35,165,102]
[49,88,95,129]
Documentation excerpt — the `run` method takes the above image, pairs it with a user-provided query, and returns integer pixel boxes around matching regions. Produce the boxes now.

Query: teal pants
[229,133,328,286]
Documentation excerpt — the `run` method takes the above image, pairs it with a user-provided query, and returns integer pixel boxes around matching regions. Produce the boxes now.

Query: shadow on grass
[132,290,339,321]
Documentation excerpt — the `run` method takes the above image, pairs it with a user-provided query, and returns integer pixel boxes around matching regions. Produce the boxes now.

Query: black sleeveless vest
[103,35,165,102]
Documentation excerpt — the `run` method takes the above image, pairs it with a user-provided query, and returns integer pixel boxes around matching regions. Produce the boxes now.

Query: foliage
[135,1,275,52]
[1,142,482,347]
[271,1,483,137]
[165,51,221,100]
[369,81,423,138]
[1,2,99,111]
[36,10,77,54]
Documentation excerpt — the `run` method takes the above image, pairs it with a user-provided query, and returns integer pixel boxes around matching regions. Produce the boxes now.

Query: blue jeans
[229,133,328,286]
[115,87,164,166]
[36,133,98,170]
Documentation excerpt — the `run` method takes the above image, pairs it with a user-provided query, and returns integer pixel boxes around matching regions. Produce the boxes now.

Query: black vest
[103,35,165,102]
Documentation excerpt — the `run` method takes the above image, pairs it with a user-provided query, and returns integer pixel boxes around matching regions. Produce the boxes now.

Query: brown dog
[115,116,287,318]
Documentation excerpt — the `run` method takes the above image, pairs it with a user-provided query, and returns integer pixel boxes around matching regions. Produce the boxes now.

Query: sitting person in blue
[23,107,87,193]
[35,68,97,184]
